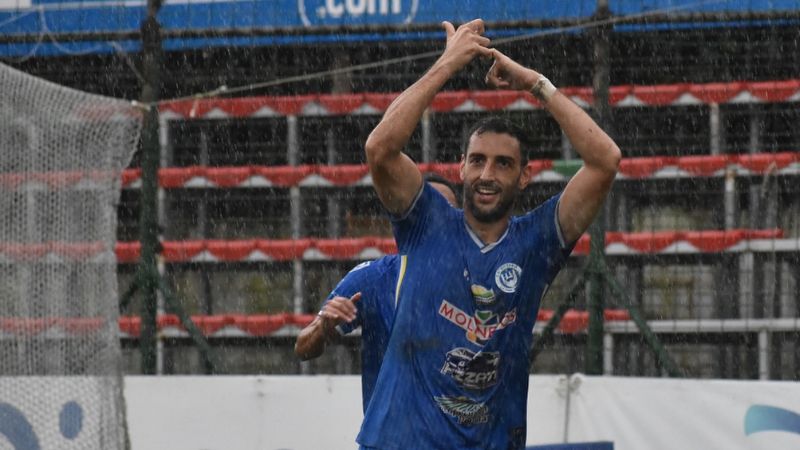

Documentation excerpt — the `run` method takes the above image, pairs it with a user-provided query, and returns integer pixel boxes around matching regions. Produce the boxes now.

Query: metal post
[748,107,760,155]
[138,3,163,374]
[723,169,736,230]
[199,129,214,315]
[155,115,171,375]
[421,109,433,163]
[739,252,755,318]
[287,115,304,315]
[287,115,299,166]
[717,168,738,376]
[710,101,726,359]
[586,0,611,375]
[709,103,721,155]
[603,332,614,375]
[758,329,769,380]
[138,111,158,376]
[138,0,213,374]
[326,129,341,238]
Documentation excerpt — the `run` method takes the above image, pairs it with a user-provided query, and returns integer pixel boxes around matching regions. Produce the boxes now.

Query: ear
[459,154,466,181]
[518,162,531,190]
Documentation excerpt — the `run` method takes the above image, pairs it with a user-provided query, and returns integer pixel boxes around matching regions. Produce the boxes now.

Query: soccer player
[294,174,459,412]
[357,19,621,449]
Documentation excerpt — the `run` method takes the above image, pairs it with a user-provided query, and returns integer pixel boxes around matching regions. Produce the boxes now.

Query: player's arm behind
[365,19,492,216]
[485,49,621,243]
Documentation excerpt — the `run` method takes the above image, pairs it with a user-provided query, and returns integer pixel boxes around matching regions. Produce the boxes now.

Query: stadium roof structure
[112,229,793,263]
[0,308,631,339]
[0,229,791,264]
[1,152,795,192]
[115,152,800,189]
[158,79,800,119]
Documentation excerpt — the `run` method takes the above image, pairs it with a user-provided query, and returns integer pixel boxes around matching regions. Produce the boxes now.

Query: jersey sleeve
[520,193,576,283]
[322,260,376,335]
[390,182,452,253]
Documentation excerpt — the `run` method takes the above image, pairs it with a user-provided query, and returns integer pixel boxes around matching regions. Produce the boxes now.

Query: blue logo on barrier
[0,401,83,450]
[298,0,419,27]
[745,404,800,437]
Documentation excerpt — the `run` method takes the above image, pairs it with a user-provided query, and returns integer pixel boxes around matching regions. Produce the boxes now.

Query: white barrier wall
[120,375,800,450]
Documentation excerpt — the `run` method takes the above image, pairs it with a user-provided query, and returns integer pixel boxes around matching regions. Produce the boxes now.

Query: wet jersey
[357,184,574,450]
[324,255,399,412]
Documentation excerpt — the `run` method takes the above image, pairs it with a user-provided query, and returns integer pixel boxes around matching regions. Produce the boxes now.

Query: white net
[0,62,141,449]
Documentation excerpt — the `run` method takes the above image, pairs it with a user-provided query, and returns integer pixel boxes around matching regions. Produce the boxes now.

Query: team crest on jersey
[470,284,496,306]
[441,347,500,390]
[434,396,489,425]
[438,300,517,345]
[495,263,522,293]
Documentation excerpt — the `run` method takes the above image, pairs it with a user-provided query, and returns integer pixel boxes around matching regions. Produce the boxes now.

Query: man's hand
[485,49,541,91]
[438,19,493,73]
[318,292,362,332]
[295,292,362,360]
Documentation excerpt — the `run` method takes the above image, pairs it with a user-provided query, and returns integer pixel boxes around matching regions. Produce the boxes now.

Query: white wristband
[530,76,557,102]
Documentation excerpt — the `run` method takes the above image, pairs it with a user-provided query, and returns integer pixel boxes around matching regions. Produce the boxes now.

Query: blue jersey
[357,184,574,450]
[324,255,399,412]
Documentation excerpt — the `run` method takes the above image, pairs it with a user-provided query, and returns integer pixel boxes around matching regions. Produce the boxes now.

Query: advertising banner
[0,377,108,450]
[564,375,800,450]
[1,1,798,56]
[120,374,800,450]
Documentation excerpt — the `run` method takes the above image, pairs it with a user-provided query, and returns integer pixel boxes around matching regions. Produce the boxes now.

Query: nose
[479,161,496,181]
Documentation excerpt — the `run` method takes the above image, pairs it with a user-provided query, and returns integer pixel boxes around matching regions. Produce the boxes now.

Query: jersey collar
[463,217,511,254]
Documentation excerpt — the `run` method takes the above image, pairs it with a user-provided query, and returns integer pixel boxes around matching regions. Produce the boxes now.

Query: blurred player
[294,174,459,411]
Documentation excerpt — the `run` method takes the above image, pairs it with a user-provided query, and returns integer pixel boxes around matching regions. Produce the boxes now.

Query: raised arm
[485,50,621,243]
[294,293,360,360]
[365,19,493,215]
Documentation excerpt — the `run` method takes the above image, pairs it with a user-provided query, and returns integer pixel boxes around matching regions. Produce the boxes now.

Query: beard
[463,181,519,224]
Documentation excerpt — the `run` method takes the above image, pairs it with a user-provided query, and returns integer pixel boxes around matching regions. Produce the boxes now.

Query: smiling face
[460,131,529,224]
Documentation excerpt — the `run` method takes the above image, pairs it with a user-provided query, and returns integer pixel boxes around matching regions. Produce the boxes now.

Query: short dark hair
[462,117,532,165]
[423,172,460,207]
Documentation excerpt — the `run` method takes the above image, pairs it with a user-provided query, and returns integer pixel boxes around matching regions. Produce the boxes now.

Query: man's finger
[485,64,509,89]
[474,44,494,58]
[464,18,485,35]
[319,310,340,322]
[487,76,510,89]
[327,300,357,317]
[487,78,510,89]
[490,48,507,62]
[442,21,455,39]
[350,292,362,303]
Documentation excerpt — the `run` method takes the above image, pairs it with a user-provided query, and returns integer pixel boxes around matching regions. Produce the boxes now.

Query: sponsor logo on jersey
[441,347,500,390]
[438,300,517,345]
[470,283,496,306]
[434,396,490,426]
[495,262,522,293]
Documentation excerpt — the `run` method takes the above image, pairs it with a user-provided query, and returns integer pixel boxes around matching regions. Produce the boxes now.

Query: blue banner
[0,0,798,56]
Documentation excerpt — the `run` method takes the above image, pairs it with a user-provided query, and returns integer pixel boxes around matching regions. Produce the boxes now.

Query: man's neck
[464,213,511,246]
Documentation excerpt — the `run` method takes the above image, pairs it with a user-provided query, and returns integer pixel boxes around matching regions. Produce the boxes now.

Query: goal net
[0,62,141,449]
